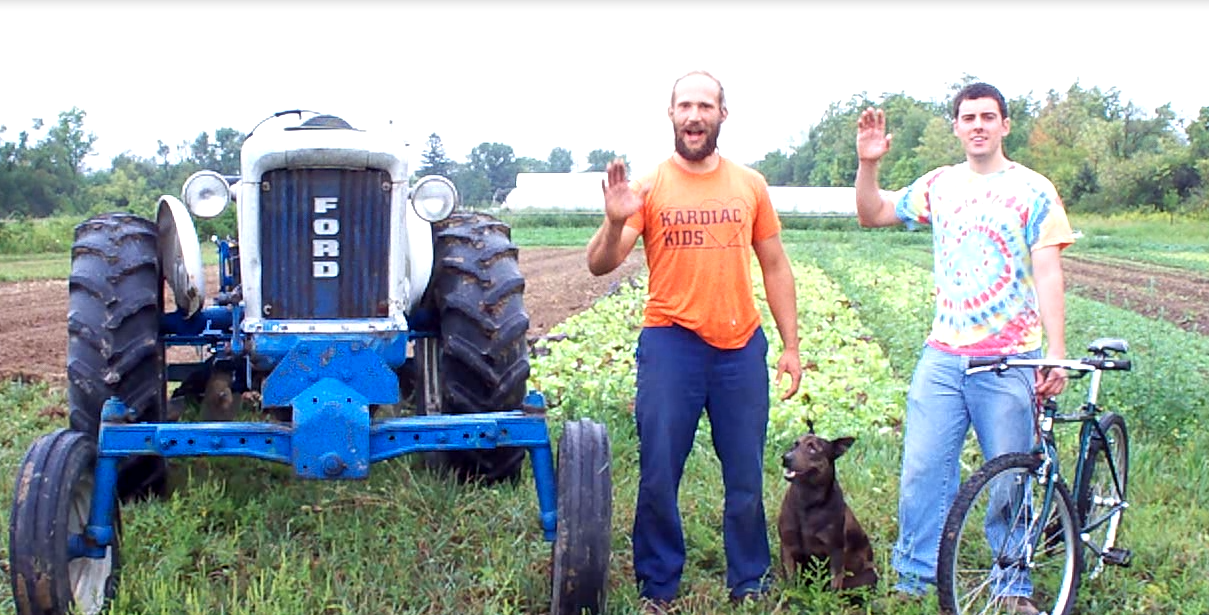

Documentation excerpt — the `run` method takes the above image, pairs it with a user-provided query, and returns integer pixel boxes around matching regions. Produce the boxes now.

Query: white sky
[3,1,1206,175]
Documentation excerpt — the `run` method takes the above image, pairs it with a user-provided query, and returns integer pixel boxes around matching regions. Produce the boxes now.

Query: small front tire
[9,429,120,615]
[550,419,612,615]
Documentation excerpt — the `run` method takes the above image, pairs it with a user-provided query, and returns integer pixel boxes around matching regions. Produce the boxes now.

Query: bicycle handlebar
[966,337,1131,376]
[967,356,1132,375]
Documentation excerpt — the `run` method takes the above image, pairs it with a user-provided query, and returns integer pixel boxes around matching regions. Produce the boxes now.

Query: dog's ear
[831,436,856,459]
[807,419,815,434]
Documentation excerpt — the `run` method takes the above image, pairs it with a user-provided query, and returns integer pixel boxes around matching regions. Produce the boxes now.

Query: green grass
[0,253,70,281]
[2,220,1208,613]
[1067,211,1209,273]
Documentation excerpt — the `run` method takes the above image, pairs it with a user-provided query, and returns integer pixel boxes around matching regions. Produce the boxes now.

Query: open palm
[602,159,643,223]
[856,108,893,162]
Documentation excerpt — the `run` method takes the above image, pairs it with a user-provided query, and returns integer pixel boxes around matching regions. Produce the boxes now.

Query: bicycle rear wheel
[1077,412,1129,578]
[938,453,1082,615]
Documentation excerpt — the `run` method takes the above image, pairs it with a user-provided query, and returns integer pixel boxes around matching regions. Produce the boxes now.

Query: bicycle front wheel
[938,453,1082,615]
[1077,412,1129,578]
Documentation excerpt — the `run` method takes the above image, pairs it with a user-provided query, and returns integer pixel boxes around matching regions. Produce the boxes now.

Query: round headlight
[410,176,459,222]
[182,171,231,218]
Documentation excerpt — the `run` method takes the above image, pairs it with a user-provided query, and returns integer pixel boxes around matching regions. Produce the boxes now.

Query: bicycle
[936,338,1133,615]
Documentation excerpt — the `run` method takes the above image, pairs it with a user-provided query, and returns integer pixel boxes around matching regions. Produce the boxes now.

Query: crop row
[533,236,1209,444]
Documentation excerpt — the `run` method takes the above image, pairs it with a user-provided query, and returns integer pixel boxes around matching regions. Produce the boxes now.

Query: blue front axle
[78,396,558,560]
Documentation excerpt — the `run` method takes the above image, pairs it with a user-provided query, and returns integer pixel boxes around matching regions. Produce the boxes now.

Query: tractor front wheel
[9,429,120,615]
[550,419,612,615]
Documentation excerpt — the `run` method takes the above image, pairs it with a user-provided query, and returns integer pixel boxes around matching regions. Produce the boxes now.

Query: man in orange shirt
[587,70,803,609]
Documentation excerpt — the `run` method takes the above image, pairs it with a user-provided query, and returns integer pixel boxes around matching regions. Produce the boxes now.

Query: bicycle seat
[1088,338,1129,355]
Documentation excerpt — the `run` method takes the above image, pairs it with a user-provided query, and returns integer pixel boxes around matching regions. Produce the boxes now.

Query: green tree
[547,147,574,173]
[156,140,171,167]
[416,133,455,178]
[802,97,868,187]
[877,92,944,188]
[1187,107,1209,160]
[450,162,491,207]
[84,167,154,217]
[1019,84,1111,206]
[0,110,96,216]
[888,115,963,188]
[753,150,793,185]
[213,128,243,175]
[190,128,244,175]
[586,149,617,172]
[1004,93,1039,160]
[468,142,518,204]
[46,107,96,179]
[190,132,215,169]
[515,156,547,173]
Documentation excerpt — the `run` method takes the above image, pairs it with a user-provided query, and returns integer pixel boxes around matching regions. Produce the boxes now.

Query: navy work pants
[632,324,771,601]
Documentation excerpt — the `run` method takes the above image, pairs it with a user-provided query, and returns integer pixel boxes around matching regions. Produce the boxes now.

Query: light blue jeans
[892,344,1039,595]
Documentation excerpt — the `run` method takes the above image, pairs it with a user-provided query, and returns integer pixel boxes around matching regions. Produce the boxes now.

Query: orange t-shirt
[625,157,781,349]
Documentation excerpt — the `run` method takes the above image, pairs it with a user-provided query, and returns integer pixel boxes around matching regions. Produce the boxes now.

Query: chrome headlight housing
[181,170,232,218]
[410,176,459,222]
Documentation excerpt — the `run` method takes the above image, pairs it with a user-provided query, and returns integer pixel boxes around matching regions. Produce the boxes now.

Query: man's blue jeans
[631,325,771,601]
[892,344,1039,595]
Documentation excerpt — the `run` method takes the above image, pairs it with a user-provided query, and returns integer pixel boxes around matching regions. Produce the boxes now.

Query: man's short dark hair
[952,82,1008,119]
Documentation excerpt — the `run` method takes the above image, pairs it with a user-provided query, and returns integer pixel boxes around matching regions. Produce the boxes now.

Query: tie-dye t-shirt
[894,162,1075,355]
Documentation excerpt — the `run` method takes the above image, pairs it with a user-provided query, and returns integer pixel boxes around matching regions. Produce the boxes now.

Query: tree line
[2,79,1206,227]
[753,79,1208,216]
[410,134,628,206]
[0,110,625,225]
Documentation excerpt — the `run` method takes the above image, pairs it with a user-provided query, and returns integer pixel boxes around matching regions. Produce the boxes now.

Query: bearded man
[587,70,803,611]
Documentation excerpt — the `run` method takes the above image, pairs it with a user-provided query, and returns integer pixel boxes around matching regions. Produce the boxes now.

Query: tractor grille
[259,168,391,319]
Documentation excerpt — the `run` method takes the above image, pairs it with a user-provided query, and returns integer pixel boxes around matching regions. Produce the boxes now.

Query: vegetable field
[1,217,1208,614]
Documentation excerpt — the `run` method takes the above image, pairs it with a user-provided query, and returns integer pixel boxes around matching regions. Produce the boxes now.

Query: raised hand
[601,158,644,223]
[856,107,893,163]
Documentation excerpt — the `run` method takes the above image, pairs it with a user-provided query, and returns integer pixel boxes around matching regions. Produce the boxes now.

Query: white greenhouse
[503,173,856,216]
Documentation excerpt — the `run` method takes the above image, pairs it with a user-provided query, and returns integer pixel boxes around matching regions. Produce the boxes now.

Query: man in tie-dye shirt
[854,82,1075,614]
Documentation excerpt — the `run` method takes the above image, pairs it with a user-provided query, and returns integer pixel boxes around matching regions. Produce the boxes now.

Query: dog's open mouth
[783,465,825,482]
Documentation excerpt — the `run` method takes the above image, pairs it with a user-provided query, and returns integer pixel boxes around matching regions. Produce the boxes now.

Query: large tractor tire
[67,213,167,501]
[426,212,530,483]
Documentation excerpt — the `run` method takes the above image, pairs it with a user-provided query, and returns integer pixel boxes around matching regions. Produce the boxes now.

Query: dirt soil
[1062,257,1209,334]
[1,251,1203,388]
[0,248,647,388]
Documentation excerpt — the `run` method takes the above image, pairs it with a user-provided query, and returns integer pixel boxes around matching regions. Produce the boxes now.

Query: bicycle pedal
[1103,547,1132,567]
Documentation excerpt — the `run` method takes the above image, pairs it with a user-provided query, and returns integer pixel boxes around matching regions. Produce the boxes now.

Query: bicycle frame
[1036,396,1127,556]
[968,341,1132,564]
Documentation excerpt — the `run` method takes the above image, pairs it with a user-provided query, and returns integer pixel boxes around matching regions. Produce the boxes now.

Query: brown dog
[777,425,878,592]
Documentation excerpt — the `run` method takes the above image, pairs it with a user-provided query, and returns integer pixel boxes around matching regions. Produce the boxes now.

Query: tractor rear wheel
[427,212,530,483]
[67,213,167,501]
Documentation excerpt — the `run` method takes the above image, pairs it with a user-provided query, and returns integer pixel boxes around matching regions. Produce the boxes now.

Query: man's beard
[674,122,721,162]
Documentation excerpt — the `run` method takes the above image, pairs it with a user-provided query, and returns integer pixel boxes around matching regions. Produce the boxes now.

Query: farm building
[503,173,857,216]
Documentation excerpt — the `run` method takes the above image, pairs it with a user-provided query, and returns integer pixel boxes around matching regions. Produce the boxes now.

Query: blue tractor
[8,111,612,615]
